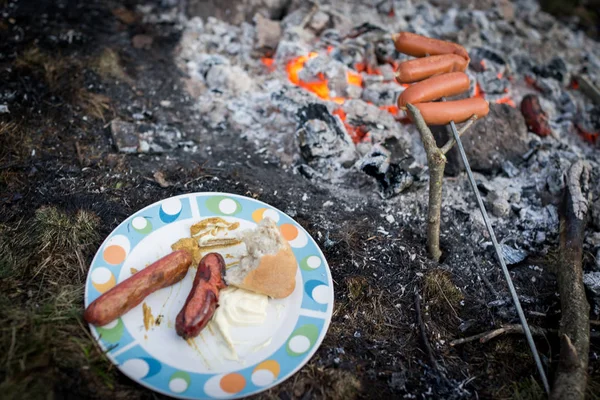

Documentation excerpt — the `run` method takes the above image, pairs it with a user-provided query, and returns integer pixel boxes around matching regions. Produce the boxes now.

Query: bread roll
[226,218,297,298]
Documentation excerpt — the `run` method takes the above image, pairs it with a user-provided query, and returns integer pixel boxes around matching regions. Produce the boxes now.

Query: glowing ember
[473,81,515,108]
[575,123,599,144]
[332,108,367,142]
[261,57,275,72]
[495,96,516,108]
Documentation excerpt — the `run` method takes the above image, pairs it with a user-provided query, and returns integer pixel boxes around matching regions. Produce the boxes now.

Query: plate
[84,193,334,399]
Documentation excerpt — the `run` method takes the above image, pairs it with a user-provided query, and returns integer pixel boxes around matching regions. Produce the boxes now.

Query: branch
[450,324,548,346]
[450,324,600,347]
[551,160,591,400]
[440,115,478,155]
[406,103,445,261]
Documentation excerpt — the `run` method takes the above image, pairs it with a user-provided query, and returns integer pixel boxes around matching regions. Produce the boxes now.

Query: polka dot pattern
[280,224,308,248]
[91,267,116,293]
[300,255,322,271]
[252,360,280,387]
[204,373,246,398]
[102,234,130,265]
[305,280,329,305]
[206,196,242,216]
[286,324,319,356]
[169,371,190,394]
[159,198,183,223]
[252,207,280,223]
[96,318,124,343]
[131,216,152,234]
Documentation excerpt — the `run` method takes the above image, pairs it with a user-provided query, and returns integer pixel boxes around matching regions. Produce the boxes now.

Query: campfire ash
[171,0,600,396]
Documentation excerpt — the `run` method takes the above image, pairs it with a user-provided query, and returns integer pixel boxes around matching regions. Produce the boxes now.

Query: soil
[1,1,599,399]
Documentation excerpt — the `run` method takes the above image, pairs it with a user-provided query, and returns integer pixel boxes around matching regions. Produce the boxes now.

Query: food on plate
[226,218,297,298]
[172,217,242,265]
[395,54,468,83]
[393,31,469,61]
[176,252,227,339]
[212,287,269,358]
[410,97,490,125]
[397,72,470,108]
[84,250,192,326]
[394,32,489,124]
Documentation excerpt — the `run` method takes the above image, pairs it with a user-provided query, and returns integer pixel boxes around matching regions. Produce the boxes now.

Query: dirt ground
[1,1,599,399]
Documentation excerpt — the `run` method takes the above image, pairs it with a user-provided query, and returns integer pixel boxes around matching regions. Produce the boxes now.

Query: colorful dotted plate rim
[84,192,334,399]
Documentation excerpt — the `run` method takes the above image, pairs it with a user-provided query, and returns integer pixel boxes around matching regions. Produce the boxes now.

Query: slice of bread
[226,218,297,298]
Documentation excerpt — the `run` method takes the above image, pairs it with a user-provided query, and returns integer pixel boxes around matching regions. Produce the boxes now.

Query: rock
[437,103,530,175]
[491,197,511,217]
[110,120,138,153]
[254,13,281,53]
[186,0,289,25]
[110,119,182,154]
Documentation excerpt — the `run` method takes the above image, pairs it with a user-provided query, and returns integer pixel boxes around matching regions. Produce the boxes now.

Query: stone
[110,119,182,154]
[491,197,511,217]
[436,103,530,175]
[254,13,281,52]
[110,120,138,153]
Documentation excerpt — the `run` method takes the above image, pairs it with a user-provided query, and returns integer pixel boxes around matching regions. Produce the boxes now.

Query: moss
[346,276,368,302]
[92,48,130,83]
[423,269,463,315]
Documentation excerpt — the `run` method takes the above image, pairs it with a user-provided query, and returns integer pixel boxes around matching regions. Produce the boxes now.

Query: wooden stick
[406,104,445,262]
[551,160,591,400]
[450,324,548,346]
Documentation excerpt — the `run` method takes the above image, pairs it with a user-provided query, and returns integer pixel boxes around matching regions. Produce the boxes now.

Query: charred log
[551,160,591,400]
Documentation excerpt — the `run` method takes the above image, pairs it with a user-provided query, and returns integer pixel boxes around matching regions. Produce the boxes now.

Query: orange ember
[576,123,599,144]
[261,57,275,72]
[473,82,483,98]
[495,96,516,108]
[333,108,368,142]
[473,81,515,108]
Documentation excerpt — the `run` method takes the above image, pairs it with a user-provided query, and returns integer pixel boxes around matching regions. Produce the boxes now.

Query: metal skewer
[446,117,550,394]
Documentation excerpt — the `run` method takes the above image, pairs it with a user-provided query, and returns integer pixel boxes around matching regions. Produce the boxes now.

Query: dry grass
[14,46,113,120]
[0,207,100,285]
[0,206,120,398]
[259,365,362,400]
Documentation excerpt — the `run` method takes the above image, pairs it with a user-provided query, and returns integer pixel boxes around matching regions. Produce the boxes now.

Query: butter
[212,287,269,358]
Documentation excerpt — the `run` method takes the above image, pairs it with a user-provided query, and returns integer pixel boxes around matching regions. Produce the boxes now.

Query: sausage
[398,72,470,108]
[520,94,551,137]
[176,252,227,339]
[84,250,192,326]
[393,31,469,61]
[395,54,468,83]
[409,98,489,125]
